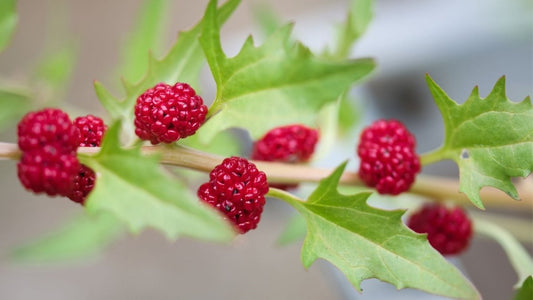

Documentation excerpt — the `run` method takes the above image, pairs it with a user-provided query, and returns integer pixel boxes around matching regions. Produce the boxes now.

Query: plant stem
[1,142,531,210]
[267,188,305,203]
[473,217,533,287]
[420,148,448,166]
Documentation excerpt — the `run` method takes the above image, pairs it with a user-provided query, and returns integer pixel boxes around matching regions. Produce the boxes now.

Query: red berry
[18,108,80,152]
[357,119,420,195]
[73,114,107,147]
[67,115,107,204]
[17,146,80,196]
[252,124,319,162]
[251,124,318,190]
[67,165,96,204]
[407,203,472,255]
[134,82,208,144]
[197,157,269,234]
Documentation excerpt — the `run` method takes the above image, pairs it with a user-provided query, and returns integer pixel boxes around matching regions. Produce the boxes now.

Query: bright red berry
[73,114,107,147]
[17,108,80,152]
[407,203,472,255]
[252,124,319,162]
[67,115,107,204]
[251,124,318,190]
[357,119,420,195]
[134,82,208,144]
[17,146,80,196]
[197,157,269,234]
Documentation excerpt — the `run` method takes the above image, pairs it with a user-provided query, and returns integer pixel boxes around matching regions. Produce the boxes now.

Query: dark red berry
[67,165,96,204]
[73,115,107,147]
[407,203,472,255]
[357,119,420,195]
[18,108,80,152]
[67,115,107,204]
[17,146,80,196]
[134,82,208,144]
[252,124,318,190]
[197,157,269,234]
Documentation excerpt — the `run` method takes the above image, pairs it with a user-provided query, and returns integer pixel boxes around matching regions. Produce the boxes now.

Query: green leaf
[0,84,31,131]
[252,3,282,38]
[34,43,77,96]
[12,212,123,263]
[277,213,306,246]
[81,122,236,242]
[328,0,373,59]
[274,163,480,300]
[514,276,533,300]
[94,0,240,139]
[474,217,533,287]
[178,129,241,157]
[116,0,168,84]
[0,0,17,53]
[424,75,533,208]
[198,0,375,143]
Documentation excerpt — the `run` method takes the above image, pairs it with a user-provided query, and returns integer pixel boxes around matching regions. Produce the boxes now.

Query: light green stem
[474,217,533,287]
[420,148,448,166]
[267,188,305,204]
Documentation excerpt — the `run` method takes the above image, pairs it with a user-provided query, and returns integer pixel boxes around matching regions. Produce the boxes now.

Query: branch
[1,142,531,210]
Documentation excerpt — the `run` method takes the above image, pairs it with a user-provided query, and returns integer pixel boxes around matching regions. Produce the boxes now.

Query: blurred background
[0,0,531,299]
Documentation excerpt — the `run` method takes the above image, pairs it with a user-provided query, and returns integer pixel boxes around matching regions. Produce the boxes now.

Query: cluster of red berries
[357,119,421,195]
[17,108,106,204]
[134,82,207,145]
[251,124,318,190]
[197,157,269,234]
[407,203,472,255]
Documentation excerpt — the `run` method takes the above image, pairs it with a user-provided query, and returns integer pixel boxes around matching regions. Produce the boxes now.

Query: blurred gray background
[0,0,532,299]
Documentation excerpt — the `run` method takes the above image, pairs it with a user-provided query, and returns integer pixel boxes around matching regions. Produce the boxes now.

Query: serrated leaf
[280,163,480,300]
[12,212,123,263]
[94,0,240,139]
[198,0,375,143]
[81,122,235,242]
[0,0,17,53]
[327,0,373,59]
[425,75,533,208]
[116,0,168,84]
[514,276,533,300]
[252,3,282,38]
[0,84,31,131]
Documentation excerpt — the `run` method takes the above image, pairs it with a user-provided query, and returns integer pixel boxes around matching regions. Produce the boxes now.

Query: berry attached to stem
[67,115,107,204]
[134,82,208,145]
[407,203,473,255]
[198,156,269,234]
[252,124,318,190]
[357,119,420,195]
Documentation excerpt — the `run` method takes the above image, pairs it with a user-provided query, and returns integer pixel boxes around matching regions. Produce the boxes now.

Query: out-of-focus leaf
[514,276,533,300]
[116,0,168,84]
[0,0,17,53]
[12,212,123,263]
[0,84,31,131]
[277,213,306,246]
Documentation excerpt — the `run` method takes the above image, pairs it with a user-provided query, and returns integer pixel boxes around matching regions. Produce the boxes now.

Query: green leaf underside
[82,122,235,242]
[94,0,240,128]
[116,0,168,84]
[283,163,479,299]
[514,276,533,300]
[34,43,77,94]
[426,75,533,208]
[12,212,123,263]
[198,0,375,143]
[0,0,17,53]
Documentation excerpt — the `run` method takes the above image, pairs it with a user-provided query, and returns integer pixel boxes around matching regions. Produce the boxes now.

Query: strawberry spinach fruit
[0,0,531,299]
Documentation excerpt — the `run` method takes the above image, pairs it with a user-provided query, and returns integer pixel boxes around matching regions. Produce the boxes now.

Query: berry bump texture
[197,157,269,234]
[17,108,81,197]
[251,124,318,189]
[357,119,420,195]
[407,203,473,255]
[134,82,208,144]
[67,115,107,204]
